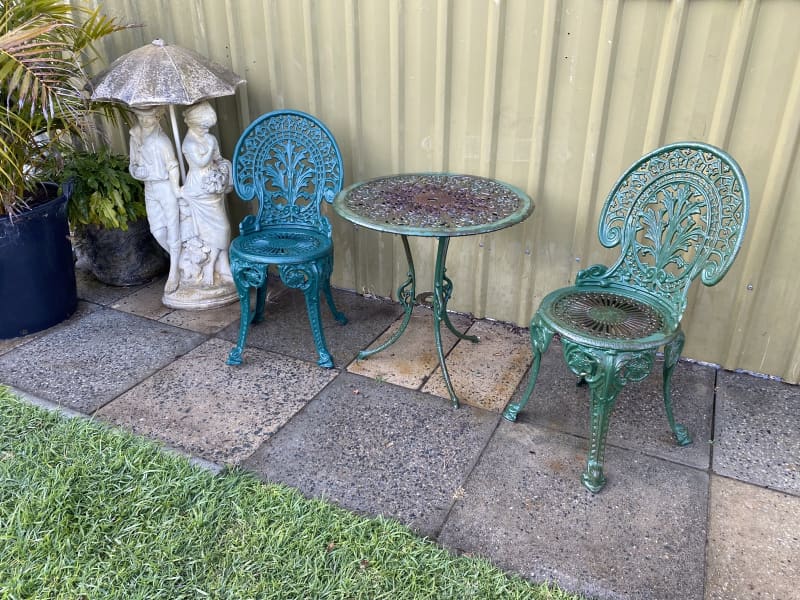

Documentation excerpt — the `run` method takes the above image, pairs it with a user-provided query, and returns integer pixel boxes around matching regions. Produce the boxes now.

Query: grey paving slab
[242,371,500,537]
[0,307,205,412]
[217,286,403,368]
[76,267,150,306]
[438,419,709,600]
[109,278,174,319]
[159,299,242,335]
[97,338,337,465]
[713,369,800,496]
[97,271,246,335]
[705,475,800,600]
[0,301,100,356]
[507,339,715,469]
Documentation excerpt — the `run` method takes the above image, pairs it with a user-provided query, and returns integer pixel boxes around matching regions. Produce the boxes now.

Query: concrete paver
[97,338,338,465]
[705,475,800,600]
[218,286,404,369]
[347,306,472,389]
[109,279,174,319]
[0,300,100,356]
[0,307,205,412]
[159,299,243,335]
[242,372,500,537]
[438,419,709,600]
[713,370,800,495]
[422,319,532,411]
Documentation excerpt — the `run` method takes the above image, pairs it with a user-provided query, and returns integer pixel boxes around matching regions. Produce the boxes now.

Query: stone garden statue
[129,103,237,309]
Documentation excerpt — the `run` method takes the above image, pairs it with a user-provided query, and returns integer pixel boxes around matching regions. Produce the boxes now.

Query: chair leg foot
[229,263,263,366]
[581,464,607,493]
[673,423,692,446]
[503,399,530,423]
[317,353,334,369]
[226,347,243,365]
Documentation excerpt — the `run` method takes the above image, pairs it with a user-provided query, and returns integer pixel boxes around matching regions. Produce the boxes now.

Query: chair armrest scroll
[575,264,611,286]
[239,214,258,236]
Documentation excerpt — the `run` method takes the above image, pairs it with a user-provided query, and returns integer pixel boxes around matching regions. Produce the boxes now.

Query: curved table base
[358,235,478,408]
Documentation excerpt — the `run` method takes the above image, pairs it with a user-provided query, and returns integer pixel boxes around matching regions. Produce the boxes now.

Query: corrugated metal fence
[87,0,800,382]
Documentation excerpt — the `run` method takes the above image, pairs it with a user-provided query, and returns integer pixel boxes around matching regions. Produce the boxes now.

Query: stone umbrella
[90,39,245,183]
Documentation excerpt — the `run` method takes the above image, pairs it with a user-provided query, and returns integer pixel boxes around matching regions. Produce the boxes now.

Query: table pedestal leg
[433,236,478,408]
[357,235,416,359]
[358,234,479,409]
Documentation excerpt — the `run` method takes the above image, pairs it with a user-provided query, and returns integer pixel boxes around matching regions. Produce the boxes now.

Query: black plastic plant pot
[0,184,77,339]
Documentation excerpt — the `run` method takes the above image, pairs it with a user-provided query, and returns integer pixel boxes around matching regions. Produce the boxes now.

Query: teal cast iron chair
[503,142,749,492]
[226,110,348,368]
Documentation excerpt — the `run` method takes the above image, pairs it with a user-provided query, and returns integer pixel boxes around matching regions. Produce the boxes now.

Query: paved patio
[1,268,798,600]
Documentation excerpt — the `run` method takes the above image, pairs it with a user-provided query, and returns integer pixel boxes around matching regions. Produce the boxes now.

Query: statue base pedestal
[162,280,238,310]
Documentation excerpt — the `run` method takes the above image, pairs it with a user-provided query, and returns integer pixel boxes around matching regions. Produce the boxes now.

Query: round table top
[333,172,534,237]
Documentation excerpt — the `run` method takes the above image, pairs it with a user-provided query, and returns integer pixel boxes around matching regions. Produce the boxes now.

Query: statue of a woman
[128,106,182,293]
[179,101,233,286]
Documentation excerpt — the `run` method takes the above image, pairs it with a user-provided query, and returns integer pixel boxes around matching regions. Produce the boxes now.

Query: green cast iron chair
[226,110,348,368]
[503,142,749,492]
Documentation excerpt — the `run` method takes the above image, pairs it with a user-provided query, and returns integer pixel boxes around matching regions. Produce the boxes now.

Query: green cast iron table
[333,173,534,407]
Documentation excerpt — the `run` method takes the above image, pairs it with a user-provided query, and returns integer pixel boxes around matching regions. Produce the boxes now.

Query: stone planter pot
[76,217,168,286]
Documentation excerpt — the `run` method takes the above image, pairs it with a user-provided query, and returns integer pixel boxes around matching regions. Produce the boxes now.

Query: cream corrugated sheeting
[86,0,800,382]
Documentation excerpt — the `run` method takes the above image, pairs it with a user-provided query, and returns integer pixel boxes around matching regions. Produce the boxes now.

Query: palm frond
[0,0,133,215]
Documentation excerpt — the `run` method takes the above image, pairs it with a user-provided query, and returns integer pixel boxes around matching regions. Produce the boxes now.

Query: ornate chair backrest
[579,142,749,320]
[232,110,344,237]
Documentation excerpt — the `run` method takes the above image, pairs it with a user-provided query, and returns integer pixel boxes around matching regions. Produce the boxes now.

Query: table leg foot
[442,310,479,343]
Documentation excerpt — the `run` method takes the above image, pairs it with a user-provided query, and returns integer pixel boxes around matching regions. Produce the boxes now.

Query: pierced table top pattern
[334,173,533,237]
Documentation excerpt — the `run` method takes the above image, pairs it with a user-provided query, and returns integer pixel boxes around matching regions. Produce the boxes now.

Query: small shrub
[61,149,147,231]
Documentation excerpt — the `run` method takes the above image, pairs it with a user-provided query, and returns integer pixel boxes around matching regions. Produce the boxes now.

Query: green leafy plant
[0,0,132,217]
[59,148,147,230]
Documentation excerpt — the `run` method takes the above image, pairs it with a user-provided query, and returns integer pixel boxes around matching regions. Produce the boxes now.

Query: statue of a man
[128,106,182,293]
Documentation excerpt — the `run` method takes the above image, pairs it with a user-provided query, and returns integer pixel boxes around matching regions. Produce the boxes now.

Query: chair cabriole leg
[227,262,267,366]
[322,255,347,325]
[562,342,654,492]
[254,270,268,324]
[663,330,691,446]
[582,354,620,493]
[279,261,334,369]
[304,286,334,368]
[503,314,553,421]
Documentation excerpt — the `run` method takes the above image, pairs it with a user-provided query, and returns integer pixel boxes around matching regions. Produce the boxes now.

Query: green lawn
[0,387,583,599]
